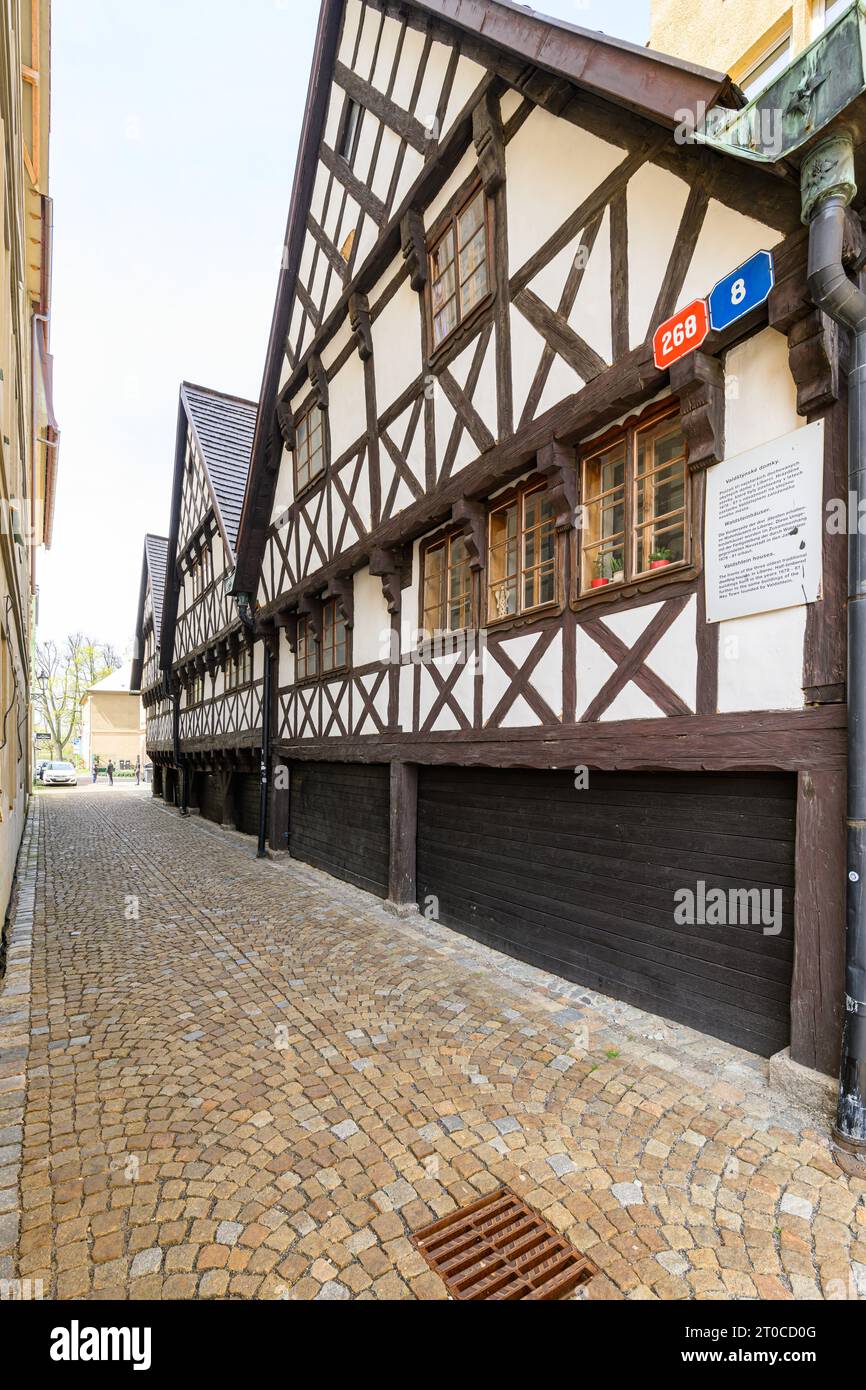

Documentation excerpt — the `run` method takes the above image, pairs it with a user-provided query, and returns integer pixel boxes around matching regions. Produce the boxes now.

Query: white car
[41,761,78,786]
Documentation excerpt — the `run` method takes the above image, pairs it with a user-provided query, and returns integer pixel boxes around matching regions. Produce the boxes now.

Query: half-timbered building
[155,382,266,832]
[131,533,171,791]
[229,0,861,1080]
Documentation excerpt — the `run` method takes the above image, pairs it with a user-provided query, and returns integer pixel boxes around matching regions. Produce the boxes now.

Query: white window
[738,30,792,99]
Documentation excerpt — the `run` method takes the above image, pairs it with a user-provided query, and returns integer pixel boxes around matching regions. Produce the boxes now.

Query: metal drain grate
[411,1186,598,1300]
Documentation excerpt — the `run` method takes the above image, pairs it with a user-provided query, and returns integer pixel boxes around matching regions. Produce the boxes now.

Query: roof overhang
[694,0,866,178]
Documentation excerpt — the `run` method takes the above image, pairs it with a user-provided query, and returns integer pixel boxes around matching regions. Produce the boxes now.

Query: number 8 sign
[652,298,709,371]
[708,250,774,332]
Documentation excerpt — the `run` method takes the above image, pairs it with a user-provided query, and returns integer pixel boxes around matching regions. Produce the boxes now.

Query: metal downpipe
[804,143,866,1148]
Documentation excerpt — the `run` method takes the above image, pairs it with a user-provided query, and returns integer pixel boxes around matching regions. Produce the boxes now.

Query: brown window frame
[486,479,560,626]
[419,528,474,638]
[296,614,319,683]
[337,97,363,164]
[426,181,494,355]
[320,599,349,675]
[577,403,690,600]
[293,401,328,497]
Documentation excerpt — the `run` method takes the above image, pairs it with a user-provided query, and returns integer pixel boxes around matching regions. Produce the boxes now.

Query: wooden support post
[387,761,418,912]
[270,758,290,853]
[221,770,237,830]
[790,769,846,1075]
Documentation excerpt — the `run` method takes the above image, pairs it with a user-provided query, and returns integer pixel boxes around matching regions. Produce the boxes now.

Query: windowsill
[294,470,327,505]
[572,559,696,613]
[485,600,561,633]
[427,290,496,371]
[295,665,349,688]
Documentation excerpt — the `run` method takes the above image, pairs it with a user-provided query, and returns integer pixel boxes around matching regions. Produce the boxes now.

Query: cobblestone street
[0,786,864,1301]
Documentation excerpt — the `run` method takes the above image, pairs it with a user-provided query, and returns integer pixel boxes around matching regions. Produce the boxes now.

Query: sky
[40,0,651,656]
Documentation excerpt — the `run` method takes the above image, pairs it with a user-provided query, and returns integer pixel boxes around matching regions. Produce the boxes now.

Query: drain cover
[411,1186,598,1300]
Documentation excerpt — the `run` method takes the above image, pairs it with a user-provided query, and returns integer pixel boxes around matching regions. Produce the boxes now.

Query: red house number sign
[652,298,709,370]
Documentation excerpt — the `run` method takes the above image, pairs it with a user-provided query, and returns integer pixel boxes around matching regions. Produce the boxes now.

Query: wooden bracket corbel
[369,545,411,614]
[349,292,373,361]
[768,269,845,415]
[275,608,299,652]
[450,496,487,569]
[473,89,506,195]
[275,397,295,452]
[308,354,329,410]
[298,591,324,643]
[324,573,354,628]
[515,65,573,116]
[537,439,577,531]
[400,210,428,294]
[668,350,725,473]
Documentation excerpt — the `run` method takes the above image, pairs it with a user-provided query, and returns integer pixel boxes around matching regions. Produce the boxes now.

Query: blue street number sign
[708,250,775,332]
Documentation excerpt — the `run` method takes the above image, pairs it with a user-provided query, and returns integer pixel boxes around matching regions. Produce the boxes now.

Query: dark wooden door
[289,761,390,897]
[416,767,796,1056]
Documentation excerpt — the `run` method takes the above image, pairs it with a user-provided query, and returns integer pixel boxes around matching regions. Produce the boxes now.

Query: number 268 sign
[652,298,709,370]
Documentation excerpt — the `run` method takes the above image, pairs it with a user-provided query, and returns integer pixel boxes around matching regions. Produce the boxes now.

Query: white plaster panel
[390,147,425,216]
[328,350,368,461]
[338,0,363,67]
[643,595,697,711]
[354,1,381,81]
[506,108,622,277]
[401,539,422,654]
[415,40,452,135]
[398,662,414,730]
[500,88,523,123]
[627,162,690,349]
[353,112,380,187]
[509,304,547,422]
[677,199,784,315]
[603,602,662,648]
[575,626,616,718]
[569,206,612,367]
[371,125,403,203]
[390,25,427,112]
[352,566,391,666]
[441,56,486,138]
[321,316,354,373]
[724,327,802,458]
[424,147,476,229]
[371,276,423,412]
[528,629,563,718]
[601,683,665,721]
[371,15,402,93]
[717,607,806,712]
[354,214,379,273]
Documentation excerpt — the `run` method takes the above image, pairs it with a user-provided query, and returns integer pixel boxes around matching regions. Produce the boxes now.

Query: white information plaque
[704,420,824,623]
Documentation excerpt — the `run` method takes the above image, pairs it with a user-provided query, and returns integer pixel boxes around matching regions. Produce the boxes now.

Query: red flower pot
[591,577,610,588]
[650,559,671,570]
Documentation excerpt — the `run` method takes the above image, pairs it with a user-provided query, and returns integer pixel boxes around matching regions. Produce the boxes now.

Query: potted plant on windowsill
[591,555,623,589]
[649,547,673,570]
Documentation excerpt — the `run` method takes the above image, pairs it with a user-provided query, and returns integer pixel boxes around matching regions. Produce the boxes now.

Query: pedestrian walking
[106,760,115,787]
[135,757,141,786]
[91,762,98,784]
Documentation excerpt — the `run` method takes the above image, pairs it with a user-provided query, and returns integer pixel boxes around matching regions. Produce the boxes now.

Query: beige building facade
[1,0,57,922]
[650,0,848,95]
[80,668,144,773]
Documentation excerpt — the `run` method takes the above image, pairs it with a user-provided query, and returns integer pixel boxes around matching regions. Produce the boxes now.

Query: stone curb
[0,798,38,1281]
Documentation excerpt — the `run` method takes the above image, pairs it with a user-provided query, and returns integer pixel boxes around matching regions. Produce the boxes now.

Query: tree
[34,635,121,760]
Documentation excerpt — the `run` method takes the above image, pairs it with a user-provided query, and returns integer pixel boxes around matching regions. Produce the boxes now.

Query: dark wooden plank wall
[417,767,797,1056]
[289,761,390,897]
[237,772,267,838]
[197,773,225,826]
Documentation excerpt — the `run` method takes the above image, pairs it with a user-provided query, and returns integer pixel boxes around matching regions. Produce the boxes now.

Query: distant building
[79,666,143,772]
[650,0,847,97]
[1,1,58,922]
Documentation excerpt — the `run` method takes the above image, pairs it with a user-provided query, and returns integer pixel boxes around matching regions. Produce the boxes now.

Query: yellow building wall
[1,1,54,925]
[650,0,815,83]
[83,692,143,767]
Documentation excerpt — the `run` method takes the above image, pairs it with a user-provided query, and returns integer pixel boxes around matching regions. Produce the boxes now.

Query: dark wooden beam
[387,760,418,909]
